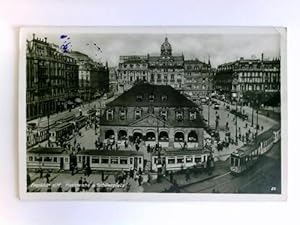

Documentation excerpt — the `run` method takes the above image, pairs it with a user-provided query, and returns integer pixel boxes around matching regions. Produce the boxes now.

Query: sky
[27,32,281,68]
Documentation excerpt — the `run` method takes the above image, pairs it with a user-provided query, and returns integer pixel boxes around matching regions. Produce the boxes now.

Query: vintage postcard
[19,27,287,200]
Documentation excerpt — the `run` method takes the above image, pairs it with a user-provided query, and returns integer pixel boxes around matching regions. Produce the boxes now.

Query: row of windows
[106,109,197,121]
[88,157,142,165]
[162,155,207,164]
[28,156,68,163]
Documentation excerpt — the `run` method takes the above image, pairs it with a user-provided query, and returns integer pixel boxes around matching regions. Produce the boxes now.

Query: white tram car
[230,124,281,174]
[151,149,213,172]
[27,147,70,171]
[77,150,144,172]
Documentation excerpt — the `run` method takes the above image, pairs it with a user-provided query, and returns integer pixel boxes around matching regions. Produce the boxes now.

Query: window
[53,157,57,162]
[78,156,82,163]
[65,157,69,163]
[44,156,52,162]
[195,157,202,163]
[139,158,142,164]
[189,111,196,120]
[101,158,109,164]
[161,95,168,101]
[92,157,99,164]
[176,111,183,121]
[135,109,142,120]
[149,94,155,102]
[168,158,175,164]
[119,109,126,120]
[186,157,193,163]
[120,158,128,164]
[130,158,133,164]
[136,95,143,102]
[106,109,114,121]
[29,156,33,162]
[34,156,42,162]
[177,157,184,163]
[111,157,119,164]
[160,110,167,120]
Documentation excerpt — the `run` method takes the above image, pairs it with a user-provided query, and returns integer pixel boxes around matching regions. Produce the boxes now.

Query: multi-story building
[68,51,109,101]
[182,59,215,103]
[100,83,205,149]
[26,34,79,120]
[117,37,189,93]
[148,37,185,89]
[215,55,280,101]
[118,55,149,92]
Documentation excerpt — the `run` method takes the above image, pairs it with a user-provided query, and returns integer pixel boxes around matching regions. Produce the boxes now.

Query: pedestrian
[101,171,105,182]
[47,185,52,192]
[138,175,143,186]
[57,185,63,192]
[83,178,89,191]
[147,144,151,153]
[79,177,83,192]
[185,171,190,182]
[45,172,50,183]
[169,171,173,183]
[39,168,43,178]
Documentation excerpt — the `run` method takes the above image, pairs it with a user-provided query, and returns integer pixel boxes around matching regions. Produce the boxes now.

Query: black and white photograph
[19,27,286,199]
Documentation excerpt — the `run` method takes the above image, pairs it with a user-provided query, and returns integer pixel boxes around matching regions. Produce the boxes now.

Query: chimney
[33,33,35,40]
[261,53,264,62]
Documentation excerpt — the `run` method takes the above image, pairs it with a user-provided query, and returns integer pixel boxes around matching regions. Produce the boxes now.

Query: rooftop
[107,83,198,108]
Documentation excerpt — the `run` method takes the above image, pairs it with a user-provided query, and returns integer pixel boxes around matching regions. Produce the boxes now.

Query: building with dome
[118,37,214,95]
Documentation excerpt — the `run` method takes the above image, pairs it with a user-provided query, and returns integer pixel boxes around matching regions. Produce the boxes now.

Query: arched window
[174,132,184,142]
[188,131,198,142]
[105,130,115,139]
[118,130,127,140]
[146,131,156,141]
[159,131,169,142]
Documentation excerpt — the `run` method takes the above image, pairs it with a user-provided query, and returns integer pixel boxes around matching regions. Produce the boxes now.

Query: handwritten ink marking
[59,34,72,53]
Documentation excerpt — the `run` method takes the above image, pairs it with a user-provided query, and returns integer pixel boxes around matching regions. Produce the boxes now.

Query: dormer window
[160,109,168,120]
[119,109,126,120]
[176,111,183,121]
[136,94,143,102]
[135,109,142,120]
[106,109,114,121]
[149,94,155,102]
[161,95,168,102]
[189,111,196,120]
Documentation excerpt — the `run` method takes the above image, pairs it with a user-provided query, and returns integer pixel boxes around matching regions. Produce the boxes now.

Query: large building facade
[182,59,215,103]
[100,83,205,149]
[215,55,280,101]
[26,34,79,120]
[68,51,109,101]
[117,37,214,98]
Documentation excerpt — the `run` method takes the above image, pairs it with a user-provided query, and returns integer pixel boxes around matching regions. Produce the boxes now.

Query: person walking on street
[45,172,50,184]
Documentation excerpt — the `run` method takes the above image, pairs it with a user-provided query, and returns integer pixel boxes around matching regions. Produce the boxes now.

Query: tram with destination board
[230,124,281,174]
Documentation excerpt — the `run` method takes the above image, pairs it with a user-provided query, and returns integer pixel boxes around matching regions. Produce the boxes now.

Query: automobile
[214,103,220,110]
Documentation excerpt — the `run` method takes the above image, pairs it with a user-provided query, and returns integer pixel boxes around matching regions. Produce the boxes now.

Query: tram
[151,149,213,172]
[76,150,144,172]
[49,121,74,143]
[230,124,281,174]
[27,147,70,171]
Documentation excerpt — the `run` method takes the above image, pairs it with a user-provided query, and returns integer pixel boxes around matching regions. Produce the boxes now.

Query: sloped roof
[107,83,197,108]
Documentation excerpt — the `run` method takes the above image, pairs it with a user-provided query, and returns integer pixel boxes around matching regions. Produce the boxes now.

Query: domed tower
[161,37,172,56]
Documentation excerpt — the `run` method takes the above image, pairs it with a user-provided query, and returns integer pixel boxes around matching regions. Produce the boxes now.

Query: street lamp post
[232,92,238,145]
